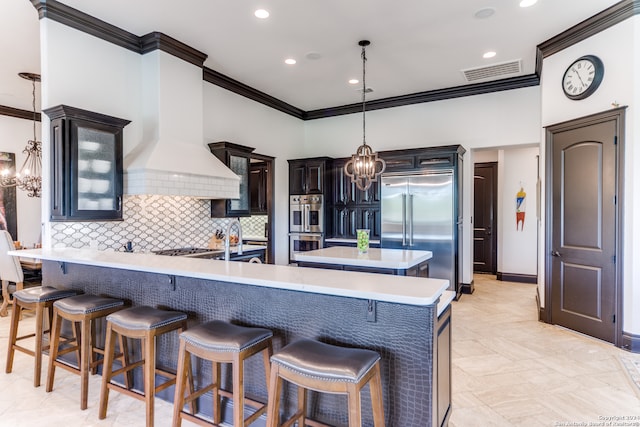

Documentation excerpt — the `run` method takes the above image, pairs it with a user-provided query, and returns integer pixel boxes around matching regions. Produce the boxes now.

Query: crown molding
[304,74,540,120]
[0,105,42,122]
[203,67,305,119]
[30,0,140,53]
[30,0,207,67]
[139,32,207,67]
[538,0,639,57]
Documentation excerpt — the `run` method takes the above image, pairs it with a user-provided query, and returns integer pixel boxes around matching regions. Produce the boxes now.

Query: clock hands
[572,67,587,89]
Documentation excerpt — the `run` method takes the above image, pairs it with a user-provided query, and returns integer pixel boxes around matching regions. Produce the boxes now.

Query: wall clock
[562,55,604,100]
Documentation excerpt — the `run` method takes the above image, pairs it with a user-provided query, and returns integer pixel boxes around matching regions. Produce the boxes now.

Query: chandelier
[1,73,42,198]
[344,40,385,191]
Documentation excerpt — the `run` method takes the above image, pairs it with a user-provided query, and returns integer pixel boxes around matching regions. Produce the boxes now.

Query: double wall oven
[289,194,324,261]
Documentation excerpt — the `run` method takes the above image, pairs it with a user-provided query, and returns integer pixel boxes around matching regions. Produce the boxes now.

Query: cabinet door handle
[117,196,122,211]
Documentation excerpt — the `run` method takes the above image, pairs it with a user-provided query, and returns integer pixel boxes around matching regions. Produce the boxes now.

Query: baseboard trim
[496,272,538,284]
[536,287,548,322]
[621,331,640,353]
[460,280,474,294]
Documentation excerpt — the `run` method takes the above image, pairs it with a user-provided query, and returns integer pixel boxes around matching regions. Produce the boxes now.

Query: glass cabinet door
[228,153,249,213]
[76,126,118,213]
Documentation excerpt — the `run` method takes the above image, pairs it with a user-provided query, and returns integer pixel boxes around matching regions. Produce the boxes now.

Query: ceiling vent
[462,59,522,82]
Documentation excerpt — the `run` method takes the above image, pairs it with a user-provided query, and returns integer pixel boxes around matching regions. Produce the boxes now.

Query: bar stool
[98,305,188,427]
[46,294,129,410]
[172,320,273,427]
[266,339,385,427]
[5,286,78,387]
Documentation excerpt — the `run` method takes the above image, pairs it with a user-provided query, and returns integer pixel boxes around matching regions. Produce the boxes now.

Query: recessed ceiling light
[483,51,497,59]
[349,79,359,85]
[474,7,495,19]
[284,58,297,65]
[254,9,269,19]
[519,0,537,7]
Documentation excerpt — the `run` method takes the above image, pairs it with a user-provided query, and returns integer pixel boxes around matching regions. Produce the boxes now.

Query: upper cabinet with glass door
[208,142,255,217]
[44,105,130,221]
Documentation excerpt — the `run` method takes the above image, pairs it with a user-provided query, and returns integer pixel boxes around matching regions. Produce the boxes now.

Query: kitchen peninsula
[12,248,453,426]
[294,246,432,276]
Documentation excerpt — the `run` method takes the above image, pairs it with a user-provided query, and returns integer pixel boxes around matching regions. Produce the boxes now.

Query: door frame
[473,162,498,275]
[249,152,275,264]
[543,107,625,346]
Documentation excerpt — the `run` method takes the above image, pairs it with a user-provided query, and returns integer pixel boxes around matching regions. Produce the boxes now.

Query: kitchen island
[294,246,432,277]
[12,248,452,427]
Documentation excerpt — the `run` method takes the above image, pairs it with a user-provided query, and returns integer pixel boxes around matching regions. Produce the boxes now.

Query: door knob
[551,250,562,257]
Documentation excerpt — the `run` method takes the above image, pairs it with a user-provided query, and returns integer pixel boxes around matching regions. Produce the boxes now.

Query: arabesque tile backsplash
[50,195,267,253]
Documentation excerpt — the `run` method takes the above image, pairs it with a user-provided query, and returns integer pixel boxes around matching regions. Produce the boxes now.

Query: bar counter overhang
[11,248,454,427]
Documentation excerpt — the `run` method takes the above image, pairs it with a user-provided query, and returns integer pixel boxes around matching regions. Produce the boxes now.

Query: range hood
[123,49,240,199]
[124,140,240,199]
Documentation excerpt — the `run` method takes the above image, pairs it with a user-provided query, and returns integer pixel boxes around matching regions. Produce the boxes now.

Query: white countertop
[11,248,448,306]
[293,247,432,269]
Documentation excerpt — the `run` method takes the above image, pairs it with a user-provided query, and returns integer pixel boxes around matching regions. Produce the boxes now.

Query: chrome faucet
[224,219,243,261]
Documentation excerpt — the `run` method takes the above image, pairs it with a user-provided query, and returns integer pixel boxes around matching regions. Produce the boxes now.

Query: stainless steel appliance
[290,195,324,233]
[289,232,324,262]
[152,247,223,259]
[381,170,457,291]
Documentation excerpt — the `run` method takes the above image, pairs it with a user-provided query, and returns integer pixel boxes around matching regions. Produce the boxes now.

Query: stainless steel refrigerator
[381,170,458,291]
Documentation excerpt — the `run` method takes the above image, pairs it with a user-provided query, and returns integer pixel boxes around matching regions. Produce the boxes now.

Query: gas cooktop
[152,248,221,257]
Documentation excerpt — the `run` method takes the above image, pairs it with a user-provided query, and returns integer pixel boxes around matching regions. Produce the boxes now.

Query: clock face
[562,55,604,100]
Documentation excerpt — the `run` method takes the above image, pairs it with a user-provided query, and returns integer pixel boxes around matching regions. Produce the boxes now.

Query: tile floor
[449,274,640,426]
[0,275,638,426]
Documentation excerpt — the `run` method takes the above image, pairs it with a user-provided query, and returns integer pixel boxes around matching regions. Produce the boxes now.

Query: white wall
[304,87,542,284]
[540,16,639,334]
[497,146,539,276]
[202,84,305,265]
[0,115,42,246]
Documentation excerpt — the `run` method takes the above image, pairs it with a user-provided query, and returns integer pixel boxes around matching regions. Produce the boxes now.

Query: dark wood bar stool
[5,286,78,387]
[98,305,188,427]
[46,294,129,410]
[266,339,385,427]
[172,320,273,427]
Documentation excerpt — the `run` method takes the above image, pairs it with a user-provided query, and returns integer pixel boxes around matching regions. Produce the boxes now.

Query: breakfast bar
[12,248,452,426]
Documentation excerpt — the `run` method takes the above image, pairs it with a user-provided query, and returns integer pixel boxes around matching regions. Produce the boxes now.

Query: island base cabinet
[43,261,445,426]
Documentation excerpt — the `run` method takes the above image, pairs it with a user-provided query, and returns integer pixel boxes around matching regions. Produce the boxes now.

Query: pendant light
[344,40,385,191]
[0,73,42,198]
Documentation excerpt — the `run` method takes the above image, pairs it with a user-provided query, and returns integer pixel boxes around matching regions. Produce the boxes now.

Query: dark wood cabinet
[250,162,268,214]
[44,105,130,222]
[288,157,331,195]
[359,206,381,240]
[209,142,255,217]
[332,158,356,205]
[329,158,381,240]
[333,207,358,239]
[332,158,379,206]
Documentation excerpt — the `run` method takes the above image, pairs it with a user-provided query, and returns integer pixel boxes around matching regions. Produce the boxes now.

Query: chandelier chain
[31,78,37,142]
[362,44,367,147]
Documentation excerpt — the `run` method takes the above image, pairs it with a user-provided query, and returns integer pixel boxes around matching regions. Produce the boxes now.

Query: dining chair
[0,230,38,317]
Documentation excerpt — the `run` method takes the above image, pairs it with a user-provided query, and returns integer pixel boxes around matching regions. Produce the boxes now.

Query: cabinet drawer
[381,155,415,171]
[416,154,455,168]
